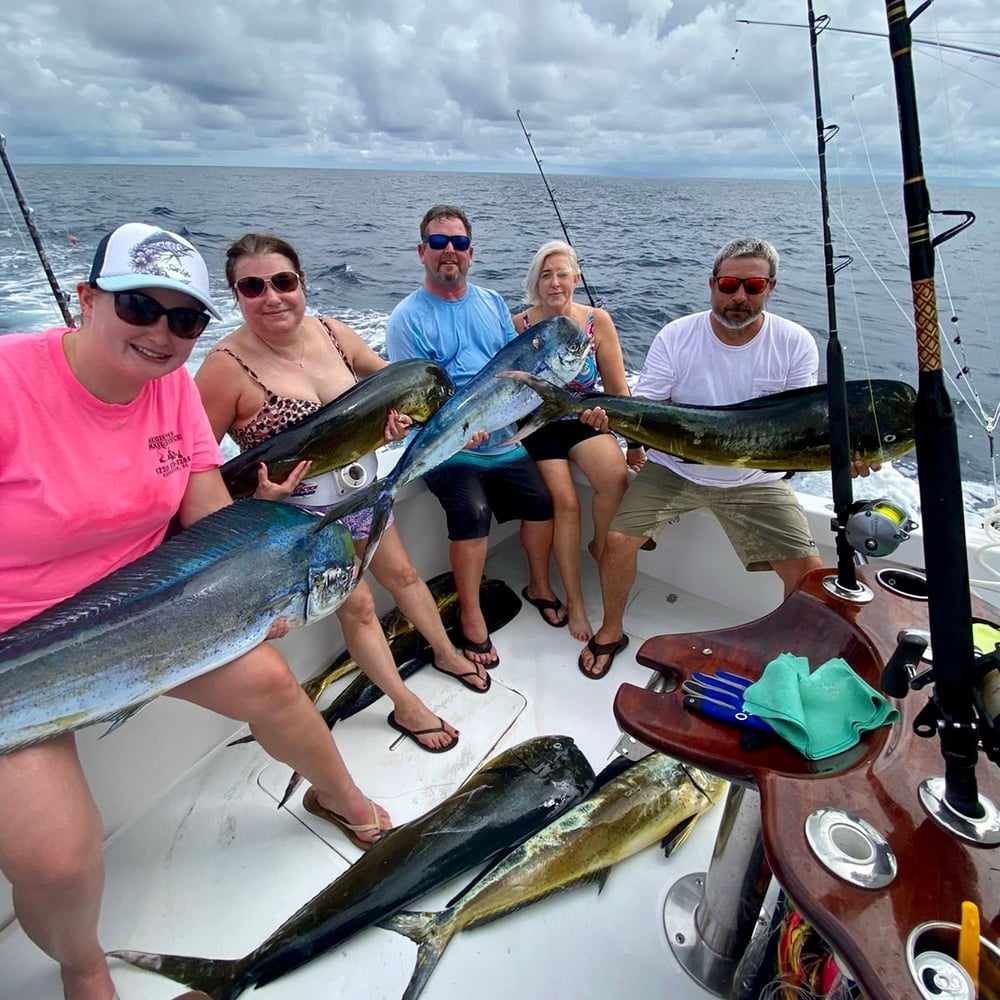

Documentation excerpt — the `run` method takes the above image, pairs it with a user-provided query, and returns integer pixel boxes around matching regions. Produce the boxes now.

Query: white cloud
[0,0,997,182]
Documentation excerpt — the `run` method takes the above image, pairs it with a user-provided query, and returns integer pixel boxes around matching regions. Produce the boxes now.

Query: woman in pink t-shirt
[0,223,390,1000]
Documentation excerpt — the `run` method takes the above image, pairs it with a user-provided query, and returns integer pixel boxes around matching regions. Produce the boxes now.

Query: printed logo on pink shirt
[149,430,192,478]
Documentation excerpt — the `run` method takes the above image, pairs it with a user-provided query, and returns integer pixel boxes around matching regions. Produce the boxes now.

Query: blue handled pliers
[681,670,773,734]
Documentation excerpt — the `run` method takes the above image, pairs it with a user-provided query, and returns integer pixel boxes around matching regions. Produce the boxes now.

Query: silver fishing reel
[845,499,918,558]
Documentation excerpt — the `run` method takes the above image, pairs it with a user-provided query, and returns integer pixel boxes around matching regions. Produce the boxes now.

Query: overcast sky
[2,0,998,183]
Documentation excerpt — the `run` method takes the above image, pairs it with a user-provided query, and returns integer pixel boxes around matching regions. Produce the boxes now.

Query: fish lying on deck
[108,735,596,1000]
[381,753,727,1000]
[220,360,455,498]
[0,501,358,754]
[311,315,592,540]
[506,372,917,470]
[300,571,520,703]
[247,577,522,809]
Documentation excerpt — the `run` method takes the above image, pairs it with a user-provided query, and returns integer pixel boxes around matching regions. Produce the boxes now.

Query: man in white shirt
[579,237,825,679]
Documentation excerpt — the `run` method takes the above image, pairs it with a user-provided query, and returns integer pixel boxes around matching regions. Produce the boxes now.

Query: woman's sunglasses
[234,271,301,298]
[714,275,772,295]
[424,234,471,251]
[112,290,210,340]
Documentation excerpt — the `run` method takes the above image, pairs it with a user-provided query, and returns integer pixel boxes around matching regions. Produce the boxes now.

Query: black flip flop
[387,711,459,753]
[521,586,569,628]
[433,662,492,694]
[459,631,500,669]
[578,635,630,680]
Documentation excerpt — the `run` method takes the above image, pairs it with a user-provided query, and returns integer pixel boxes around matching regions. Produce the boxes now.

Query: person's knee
[4,812,103,889]
[240,645,301,711]
[336,583,378,628]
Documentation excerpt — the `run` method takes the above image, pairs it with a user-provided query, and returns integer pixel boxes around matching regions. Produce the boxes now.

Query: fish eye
[884,433,897,443]
[532,336,541,349]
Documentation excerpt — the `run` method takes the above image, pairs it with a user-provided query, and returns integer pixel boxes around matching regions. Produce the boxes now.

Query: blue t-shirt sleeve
[385,302,422,362]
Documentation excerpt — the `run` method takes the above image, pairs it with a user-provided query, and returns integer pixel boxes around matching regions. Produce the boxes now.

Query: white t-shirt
[635,310,819,488]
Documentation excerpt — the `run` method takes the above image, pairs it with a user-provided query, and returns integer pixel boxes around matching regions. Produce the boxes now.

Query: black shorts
[522,418,602,462]
[423,453,554,540]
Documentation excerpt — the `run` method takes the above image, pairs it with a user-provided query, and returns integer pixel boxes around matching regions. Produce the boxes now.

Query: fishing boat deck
[0,511,767,1000]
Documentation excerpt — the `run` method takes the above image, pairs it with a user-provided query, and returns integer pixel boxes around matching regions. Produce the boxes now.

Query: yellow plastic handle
[958,899,981,993]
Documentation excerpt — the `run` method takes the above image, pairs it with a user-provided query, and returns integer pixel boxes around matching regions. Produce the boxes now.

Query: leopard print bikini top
[214,318,356,451]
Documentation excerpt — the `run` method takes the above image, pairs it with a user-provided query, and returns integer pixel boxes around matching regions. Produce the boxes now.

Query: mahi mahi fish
[221,359,455,498]
[381,753,727,1000]
[0,501,357,754]
[309,315,593,540]
[300,571,520,703]
[108,735,596,999]
[506,372,917,470]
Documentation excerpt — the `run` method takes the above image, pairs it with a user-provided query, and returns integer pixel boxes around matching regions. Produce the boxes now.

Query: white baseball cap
[88,222,221,319]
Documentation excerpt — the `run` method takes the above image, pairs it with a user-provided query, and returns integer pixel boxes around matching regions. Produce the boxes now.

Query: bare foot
[434,647,489,690]
[391,703,459,750]
[459,611,500,668]
[567,608,593,643]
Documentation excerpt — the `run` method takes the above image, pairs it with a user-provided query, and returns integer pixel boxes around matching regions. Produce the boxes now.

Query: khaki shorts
[610,462,818,572]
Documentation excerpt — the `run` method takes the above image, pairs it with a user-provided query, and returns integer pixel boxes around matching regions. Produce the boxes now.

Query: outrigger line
[0,134,75,328]
[515,109,599,308]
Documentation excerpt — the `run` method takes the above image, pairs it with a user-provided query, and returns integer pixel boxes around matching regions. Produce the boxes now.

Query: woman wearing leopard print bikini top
[196,234,491,762]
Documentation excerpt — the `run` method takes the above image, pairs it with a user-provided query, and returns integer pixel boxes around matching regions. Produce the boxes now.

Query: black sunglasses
[713,275,772,295]
[112,290,210,340]
[424,234,471,251]
[235,271,301,298]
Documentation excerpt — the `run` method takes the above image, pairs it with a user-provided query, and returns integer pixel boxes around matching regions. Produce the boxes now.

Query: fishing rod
[515,110,599,309]
[738,18,1000,61]
[883,0,996,831]
[0,134,75,327]
[805,3,860,597]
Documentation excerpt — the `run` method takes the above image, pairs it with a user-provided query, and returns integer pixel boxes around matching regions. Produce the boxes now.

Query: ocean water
[2,163,999,520]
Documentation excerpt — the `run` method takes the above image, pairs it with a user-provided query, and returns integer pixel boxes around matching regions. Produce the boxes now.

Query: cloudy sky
[2,0,998,183]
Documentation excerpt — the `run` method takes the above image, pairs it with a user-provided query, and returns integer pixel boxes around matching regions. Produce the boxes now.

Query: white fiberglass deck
[0,526,755,1000]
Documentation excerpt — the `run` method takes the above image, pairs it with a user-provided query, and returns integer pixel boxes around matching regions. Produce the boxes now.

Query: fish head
[395,360,457,423]
[526,314,591,386]
[305,522,359,624]
[488,735,596,801]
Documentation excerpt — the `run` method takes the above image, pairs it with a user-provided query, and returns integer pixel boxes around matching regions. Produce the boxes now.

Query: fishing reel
[844,499,918,558]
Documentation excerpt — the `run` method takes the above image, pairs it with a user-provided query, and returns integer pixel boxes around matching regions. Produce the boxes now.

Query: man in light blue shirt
[386,205,568,672]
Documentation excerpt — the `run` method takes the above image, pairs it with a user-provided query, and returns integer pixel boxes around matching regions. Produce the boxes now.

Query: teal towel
[742,652,899,760]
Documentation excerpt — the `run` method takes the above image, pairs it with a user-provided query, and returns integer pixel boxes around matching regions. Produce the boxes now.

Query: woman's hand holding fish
[580,406,610,432]
[464,429,490,449]
[383,407,413,442]
[253,459,313,501]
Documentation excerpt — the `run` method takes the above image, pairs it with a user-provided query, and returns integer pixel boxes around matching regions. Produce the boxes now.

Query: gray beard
[712,303,764,330]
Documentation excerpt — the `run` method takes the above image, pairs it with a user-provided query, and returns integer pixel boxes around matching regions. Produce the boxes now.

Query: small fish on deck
[505,372,917,471]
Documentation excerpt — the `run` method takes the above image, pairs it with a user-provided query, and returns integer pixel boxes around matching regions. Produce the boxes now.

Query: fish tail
[357,492,393,576]
[276,770,304,809]
[107,948,248,1000]
[378,909,457,1000]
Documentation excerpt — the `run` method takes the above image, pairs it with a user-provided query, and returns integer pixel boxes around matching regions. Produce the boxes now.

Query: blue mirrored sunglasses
[425,234,471,251]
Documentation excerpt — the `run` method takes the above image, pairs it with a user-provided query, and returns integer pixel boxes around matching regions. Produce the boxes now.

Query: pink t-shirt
[0,327,223,632]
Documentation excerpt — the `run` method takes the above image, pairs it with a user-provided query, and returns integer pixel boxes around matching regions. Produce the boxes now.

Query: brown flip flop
[302,788,387,850]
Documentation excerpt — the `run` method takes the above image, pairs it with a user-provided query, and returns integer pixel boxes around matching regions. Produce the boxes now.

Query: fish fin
[97,704,146,739]
[378,910,455,1000]
[660,814,700,858]
[226,731,256,747]
[358,495,392,576]
[106,948,246,1000]
[277,771,303,809]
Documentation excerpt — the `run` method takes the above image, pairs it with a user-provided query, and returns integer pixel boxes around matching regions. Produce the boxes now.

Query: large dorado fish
[108,735,596,999]
[300,571,520,703]
[311,315,592,537]
[0,501,358,754]
[506,372,917,470]
[381,753,727,1000]
[220,359,455,498]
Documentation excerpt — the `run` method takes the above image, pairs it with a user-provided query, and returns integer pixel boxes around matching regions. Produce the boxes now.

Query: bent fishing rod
[515,110,599,308]
[884,0,997,831]
[0,135,74,327]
